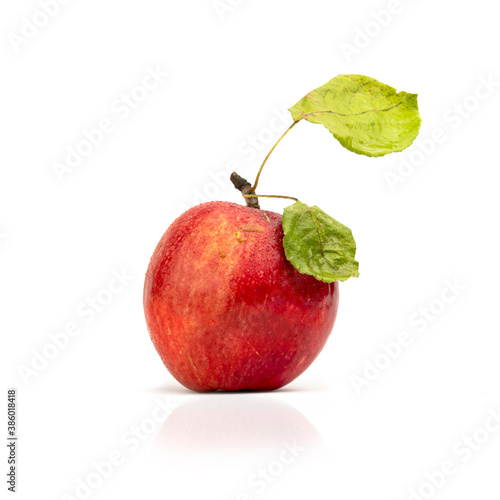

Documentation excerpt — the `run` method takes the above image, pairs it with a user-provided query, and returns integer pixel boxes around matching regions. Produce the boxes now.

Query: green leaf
[282,201,359,283]
[289,74,421,157]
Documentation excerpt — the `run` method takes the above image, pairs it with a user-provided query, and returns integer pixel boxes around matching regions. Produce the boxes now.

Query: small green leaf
[289,74,421,157]
[282,201,359,283]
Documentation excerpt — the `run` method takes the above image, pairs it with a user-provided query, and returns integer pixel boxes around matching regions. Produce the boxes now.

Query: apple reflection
[152,395,328,469]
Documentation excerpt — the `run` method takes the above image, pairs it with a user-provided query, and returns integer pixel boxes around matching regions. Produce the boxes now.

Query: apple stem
[248,120,300,194]
[230,172,261,209]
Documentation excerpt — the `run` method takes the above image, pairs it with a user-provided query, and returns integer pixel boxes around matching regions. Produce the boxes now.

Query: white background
[2,1,500,499]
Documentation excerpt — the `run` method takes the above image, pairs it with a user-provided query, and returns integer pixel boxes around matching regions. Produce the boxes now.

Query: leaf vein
[300,209,339,272]
[300,100,405,120]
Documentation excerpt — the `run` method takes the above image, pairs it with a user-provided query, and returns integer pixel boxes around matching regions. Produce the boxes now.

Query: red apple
[144,201,339,392]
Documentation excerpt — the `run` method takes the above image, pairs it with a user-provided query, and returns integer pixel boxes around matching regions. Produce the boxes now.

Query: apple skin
[144,201,339,392]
